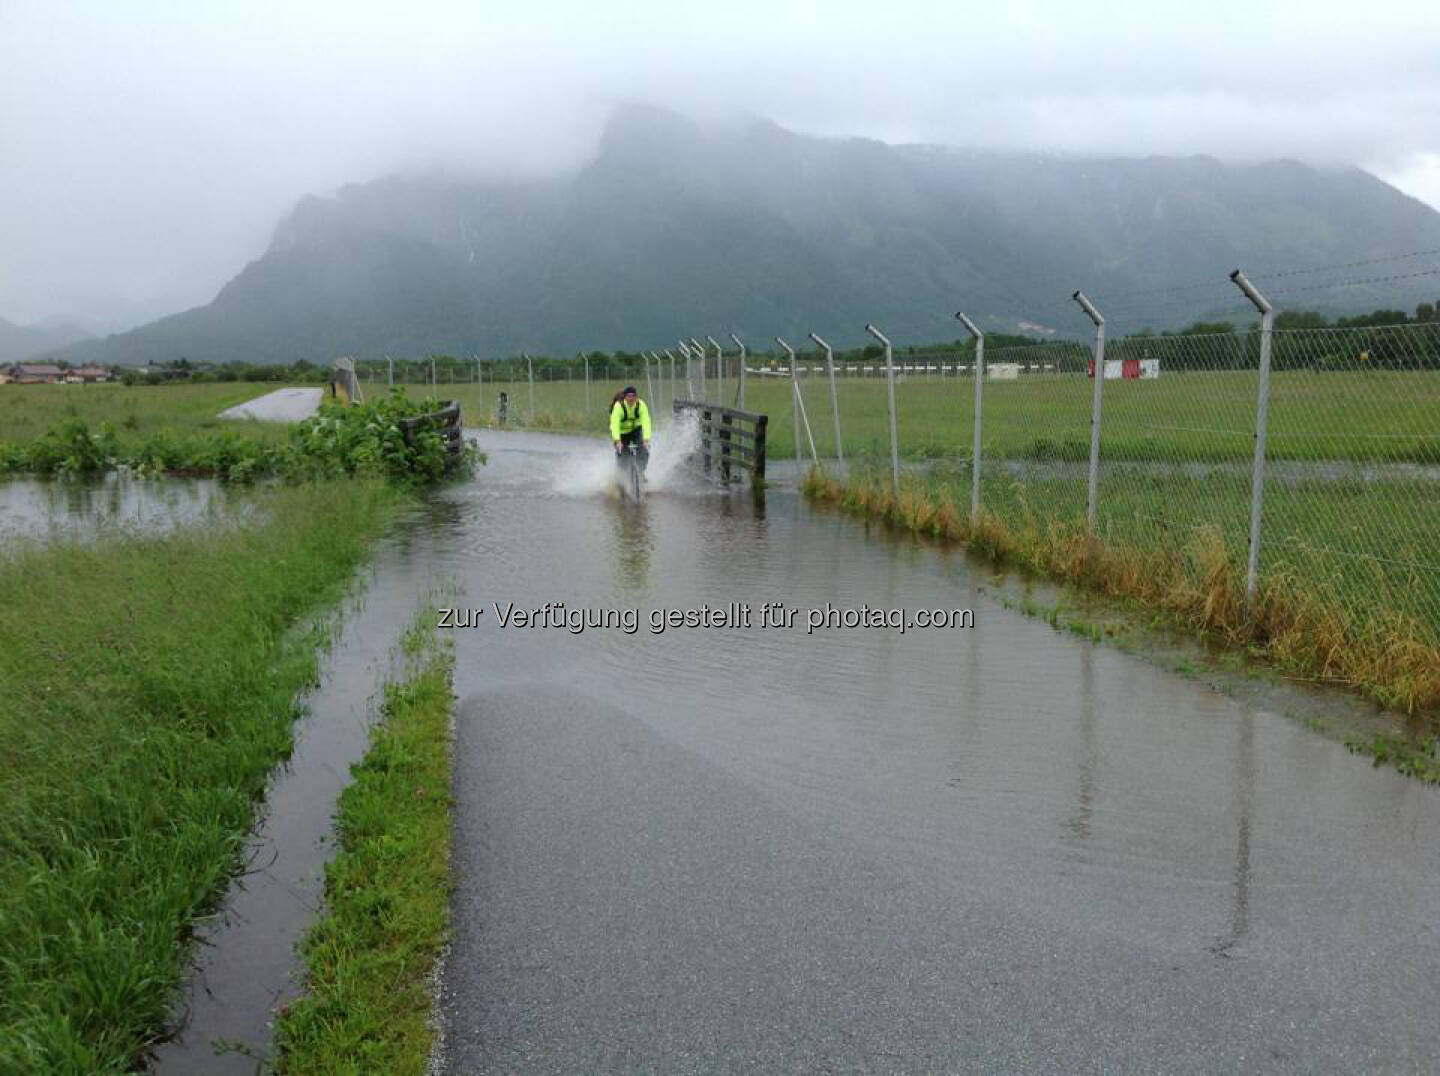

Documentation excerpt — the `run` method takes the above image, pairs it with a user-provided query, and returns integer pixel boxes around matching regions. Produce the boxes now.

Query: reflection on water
[0,475,228,545]
[608,497,654,589]
[440,430,1440,965]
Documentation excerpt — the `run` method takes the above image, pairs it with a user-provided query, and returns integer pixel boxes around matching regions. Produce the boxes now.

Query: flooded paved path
[431,430,1440,1073]
[219,386,322,421]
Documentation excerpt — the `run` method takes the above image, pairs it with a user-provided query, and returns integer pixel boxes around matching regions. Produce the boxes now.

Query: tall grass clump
[803,466,1440,722]
[275,614,454,1075]
[0,481,404,1072]
[0,390,480,483]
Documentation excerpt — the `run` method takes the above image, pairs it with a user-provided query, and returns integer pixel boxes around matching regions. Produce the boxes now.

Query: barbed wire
[1266,266,1440,298]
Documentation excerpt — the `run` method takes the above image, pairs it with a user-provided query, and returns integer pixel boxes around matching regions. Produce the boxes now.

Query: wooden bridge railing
[673,400,767,483]
[399,400,465,469]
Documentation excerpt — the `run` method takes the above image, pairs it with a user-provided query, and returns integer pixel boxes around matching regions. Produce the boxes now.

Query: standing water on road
[423,429,1440,1073]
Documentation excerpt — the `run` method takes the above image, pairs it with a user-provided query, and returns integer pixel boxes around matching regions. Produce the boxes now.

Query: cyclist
[609,385,652,476]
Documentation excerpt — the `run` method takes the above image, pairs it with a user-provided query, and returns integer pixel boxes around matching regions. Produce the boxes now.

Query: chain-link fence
[338,315,1439,683]
[781,319,1440,674]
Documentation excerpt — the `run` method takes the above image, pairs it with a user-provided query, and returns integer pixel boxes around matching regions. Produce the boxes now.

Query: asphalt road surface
[434,430,1440,1074]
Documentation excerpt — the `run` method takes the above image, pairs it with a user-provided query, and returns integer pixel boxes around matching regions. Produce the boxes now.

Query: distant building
[1,363,65,384]
[64,366,111,383]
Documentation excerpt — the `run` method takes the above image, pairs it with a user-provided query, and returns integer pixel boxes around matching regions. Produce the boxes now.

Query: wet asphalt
[435,430,1440,1074]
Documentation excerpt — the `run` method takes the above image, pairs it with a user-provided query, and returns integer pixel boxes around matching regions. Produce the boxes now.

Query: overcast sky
[3,0,1439,329]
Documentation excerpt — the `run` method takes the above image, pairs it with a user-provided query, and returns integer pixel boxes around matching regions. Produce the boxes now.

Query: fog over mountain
[0,316,95,365]
[43,105,1440,365]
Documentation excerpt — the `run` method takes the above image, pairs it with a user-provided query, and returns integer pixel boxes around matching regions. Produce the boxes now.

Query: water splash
[547,411,702,497]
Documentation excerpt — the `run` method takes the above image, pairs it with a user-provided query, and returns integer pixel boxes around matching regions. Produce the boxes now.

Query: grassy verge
[0,381,286,444]
[803,466,1440,732]
[0,481,406,1072]
[274,614,454,1075]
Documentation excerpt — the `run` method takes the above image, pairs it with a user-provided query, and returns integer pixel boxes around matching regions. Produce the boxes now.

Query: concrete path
[218,386,322,421]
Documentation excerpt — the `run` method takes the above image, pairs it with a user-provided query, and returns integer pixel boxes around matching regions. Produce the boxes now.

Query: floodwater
[149,513,448,1074]
[0,474,227,544]
[432,428,1440,1071]
[116,419,1439,1070]
[219,386,322,421]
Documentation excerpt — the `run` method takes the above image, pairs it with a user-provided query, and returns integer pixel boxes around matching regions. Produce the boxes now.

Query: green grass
[0,382,287,445]
[274,614,454,1075]
[805,465,1440,719]
[0,480,406,1073]
[404,369,1440,464]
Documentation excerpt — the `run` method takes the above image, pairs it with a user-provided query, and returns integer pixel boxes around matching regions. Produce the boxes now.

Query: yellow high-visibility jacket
[609,398,652,441]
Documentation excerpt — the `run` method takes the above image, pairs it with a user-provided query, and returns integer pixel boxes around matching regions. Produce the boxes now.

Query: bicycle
[616,442,644,501]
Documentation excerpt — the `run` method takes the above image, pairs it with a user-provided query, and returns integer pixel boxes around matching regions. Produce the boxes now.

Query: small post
[430,355,437,401]
[385,354,394,388]
[866,323,900,492]
[581,352,590,413]
[809,331,843,466]
[664,349,677,406]
[1231,268,1274,607]
[644,350,655,406]
[525,352,535,423]
[730,332,747,408]
[1073,291,1106,529]
[956,312,984,525]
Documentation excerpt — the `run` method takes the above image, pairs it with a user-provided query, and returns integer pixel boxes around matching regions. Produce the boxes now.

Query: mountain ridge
[43,106,1440,365]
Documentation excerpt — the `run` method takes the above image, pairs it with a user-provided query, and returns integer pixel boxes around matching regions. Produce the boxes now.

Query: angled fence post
[1073,292,1106,529]
[809,331,843,466]
[956,312,984,526]
[663,349,677,406]
[1231,268,1275,607]
[707,336,723,408]
[678,341,695,399]
[643,351,655,408]
[689,338,706,400]
[730,333,747,408]
[777,337,802,465]
[866,323,900,493]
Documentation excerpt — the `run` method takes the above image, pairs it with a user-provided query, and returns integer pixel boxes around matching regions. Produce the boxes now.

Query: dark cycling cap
[623,385,637,395]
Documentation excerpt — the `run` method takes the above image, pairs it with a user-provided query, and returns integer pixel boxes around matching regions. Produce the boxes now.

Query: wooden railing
[399,400,465,469]
[673,400,768,482]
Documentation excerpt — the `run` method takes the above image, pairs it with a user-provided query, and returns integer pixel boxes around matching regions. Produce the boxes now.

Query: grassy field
[0,382,286,444]
[275,614,454,1075]
[0,481,405,1072]
[398,368,1439,464]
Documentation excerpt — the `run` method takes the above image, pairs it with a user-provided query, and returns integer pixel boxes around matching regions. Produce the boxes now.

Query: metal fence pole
[809,331,843,466]
[430,355,437,401]
[1073,291,1106,529]
[386,355,393,388]
[707,335,723,407]
[957,312,984,525]
[581,352,590,413]
[730,333,746,408]
[1231,268,1275,607]
[525,353,534,421]
[678,341,695,399]
[777,337,803,465]
[644,350,655,407]
[865,323,900,492]
[689,338,706,401]
[663,349,677,408]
